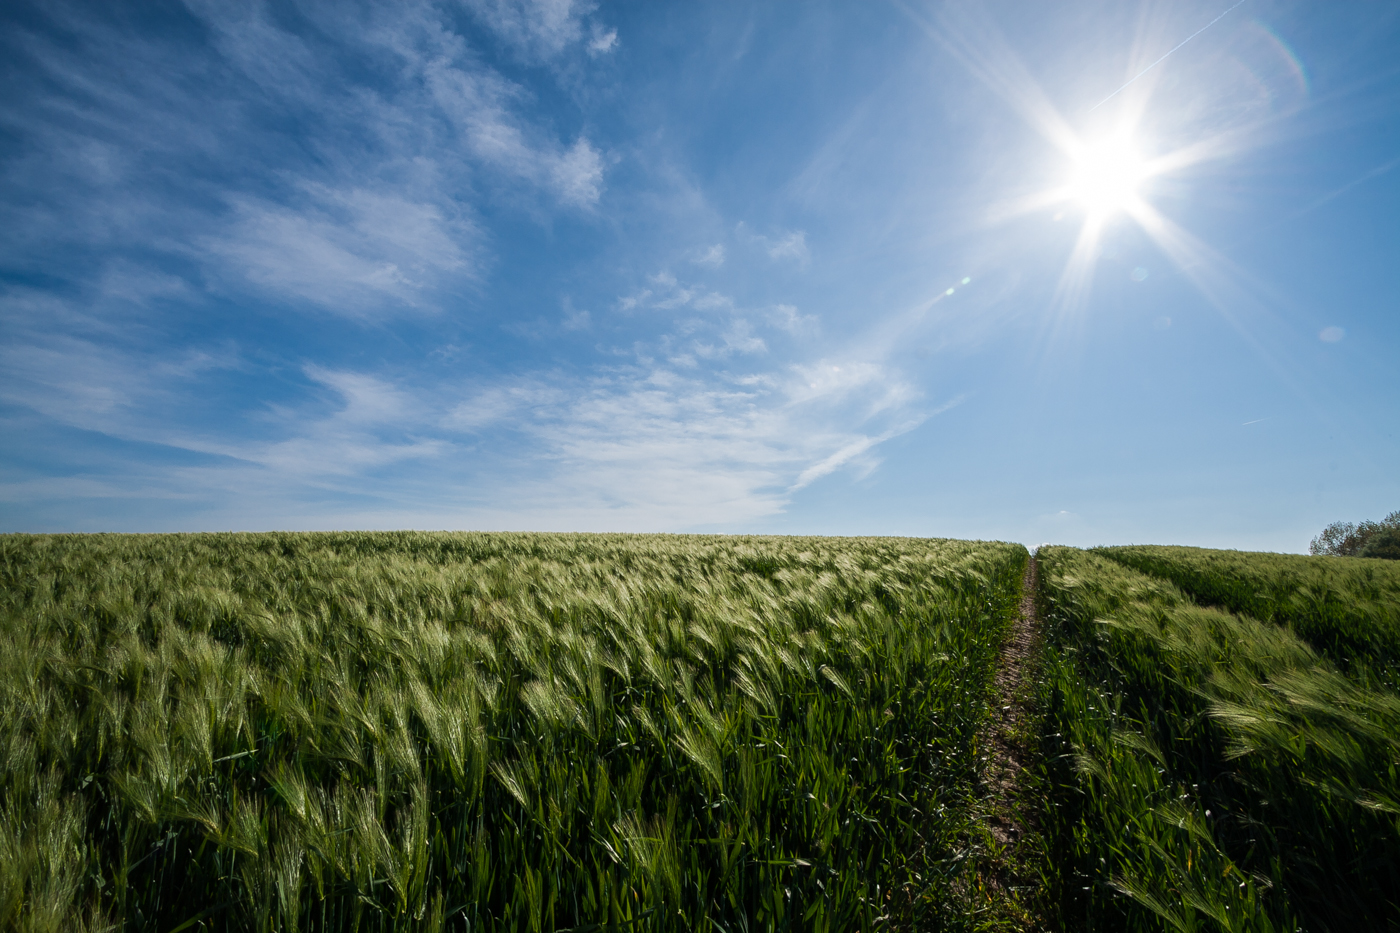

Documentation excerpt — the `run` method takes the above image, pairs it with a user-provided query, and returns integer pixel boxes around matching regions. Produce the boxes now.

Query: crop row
[1035,546,1400,932]
[0,532,1027,932]
[1096,545,1400,692]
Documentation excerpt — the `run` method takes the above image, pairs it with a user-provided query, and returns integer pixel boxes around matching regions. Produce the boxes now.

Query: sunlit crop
[5,531,1395,931]
[1098,544,1400,691]
[0,532,1026,932]
[1035,546,1400,931]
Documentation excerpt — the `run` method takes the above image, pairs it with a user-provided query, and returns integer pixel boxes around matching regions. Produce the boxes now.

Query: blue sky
[1,0,1396,550]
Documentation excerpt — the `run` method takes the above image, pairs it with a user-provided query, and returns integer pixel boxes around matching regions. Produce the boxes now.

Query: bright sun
[1065,134,1150,217]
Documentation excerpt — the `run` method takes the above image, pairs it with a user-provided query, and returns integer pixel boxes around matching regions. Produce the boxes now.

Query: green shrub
[1310,510,1400,557]
[1359,525,1400,560]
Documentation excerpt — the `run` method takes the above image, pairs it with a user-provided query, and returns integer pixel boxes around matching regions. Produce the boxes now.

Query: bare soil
[982,555,1042,848]
[955,556,1046,928]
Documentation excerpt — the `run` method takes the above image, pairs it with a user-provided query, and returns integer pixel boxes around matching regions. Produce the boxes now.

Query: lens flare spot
[1319,326,1345,342]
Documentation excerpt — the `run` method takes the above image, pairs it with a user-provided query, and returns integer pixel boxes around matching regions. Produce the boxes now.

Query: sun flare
[1065,134,1150,217]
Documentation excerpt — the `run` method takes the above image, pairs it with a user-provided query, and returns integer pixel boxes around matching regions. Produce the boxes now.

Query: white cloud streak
[735,224,810,263]
[0,6,959,532]
[463,0,613,60]
[432,357,924,528]
[1,268,933,529]
[206,187,474,313]
[765,231,809,262]
[1,0,611,319]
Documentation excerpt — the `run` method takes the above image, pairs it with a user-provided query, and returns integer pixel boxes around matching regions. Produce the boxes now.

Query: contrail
[1090,0,1248,112]
[1303,155,1400,214]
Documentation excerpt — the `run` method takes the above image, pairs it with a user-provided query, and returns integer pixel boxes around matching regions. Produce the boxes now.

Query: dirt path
[983,554,1041,849]
[960,555,1045,926]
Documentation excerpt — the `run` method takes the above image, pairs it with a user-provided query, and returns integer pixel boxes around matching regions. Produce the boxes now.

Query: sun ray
[1124,198,1321,404]
[900,3,1083,156]
[1047,212,1108,334]
[923,0,1329,392]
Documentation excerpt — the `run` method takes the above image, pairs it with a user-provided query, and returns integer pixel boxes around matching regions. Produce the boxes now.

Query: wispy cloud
[2,233,937,527]
[429,358,925,527]
[464,0,615,61]
[421,53,607,206]
[0,2,955,533]
[765,231,810,262]
[737,224,811,263]
[691,244,726,266]
[587,24,619,57]
[0,0,953,532]
[205,187,475,314]
[410,286,933,525]
[792,423,920,490]
[767,303,818,335]
[0,0,610,321]
[0,323,242,437]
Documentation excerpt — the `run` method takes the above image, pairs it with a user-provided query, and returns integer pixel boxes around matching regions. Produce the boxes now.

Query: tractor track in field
[984,554,1041,847]
[967,553,1044,924]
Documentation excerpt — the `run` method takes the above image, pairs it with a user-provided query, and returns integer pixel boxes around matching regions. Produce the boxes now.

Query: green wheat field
[1,533,1397,931]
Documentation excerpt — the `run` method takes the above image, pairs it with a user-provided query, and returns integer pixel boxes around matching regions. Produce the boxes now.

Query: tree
[1359,524,1400,560]
[1310,510,1400,558]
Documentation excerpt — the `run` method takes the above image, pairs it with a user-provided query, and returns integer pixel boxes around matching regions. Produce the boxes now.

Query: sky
[1,0,1397,551]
